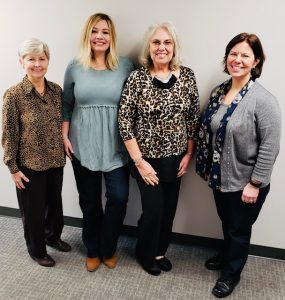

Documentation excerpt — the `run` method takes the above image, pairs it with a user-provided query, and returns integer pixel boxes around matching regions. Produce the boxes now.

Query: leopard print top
[2,76,65,173]
[118,66,200,158]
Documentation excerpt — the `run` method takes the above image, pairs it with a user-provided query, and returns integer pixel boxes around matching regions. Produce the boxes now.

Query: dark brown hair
[223,33,265,79]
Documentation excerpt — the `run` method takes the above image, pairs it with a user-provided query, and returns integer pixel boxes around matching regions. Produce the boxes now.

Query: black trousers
[136,177,181,266]
[16,167,64,258]
[213,184,270,279]
[72,157,129,258]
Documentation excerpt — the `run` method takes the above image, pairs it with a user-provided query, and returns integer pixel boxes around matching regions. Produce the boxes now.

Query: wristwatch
[249,179,262,188]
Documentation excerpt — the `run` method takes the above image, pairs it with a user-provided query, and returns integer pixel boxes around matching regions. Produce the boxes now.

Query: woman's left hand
[241,183,260,203]
[177,154,191,177]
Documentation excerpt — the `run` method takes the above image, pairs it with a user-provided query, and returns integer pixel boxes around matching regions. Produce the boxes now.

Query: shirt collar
[22,75,56,95]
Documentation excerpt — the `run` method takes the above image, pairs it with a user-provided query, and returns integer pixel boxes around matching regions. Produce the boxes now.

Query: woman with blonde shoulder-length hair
[2,38,71,268]
[119,22,200,276]
[62,13,134,272]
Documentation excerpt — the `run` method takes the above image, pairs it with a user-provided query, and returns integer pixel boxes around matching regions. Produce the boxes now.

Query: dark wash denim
[72,157,129,258]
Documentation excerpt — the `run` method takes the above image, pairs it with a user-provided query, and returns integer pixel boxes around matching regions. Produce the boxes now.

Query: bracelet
[133,156,144,166]
[62,136,68,140]
[249,179,262,188]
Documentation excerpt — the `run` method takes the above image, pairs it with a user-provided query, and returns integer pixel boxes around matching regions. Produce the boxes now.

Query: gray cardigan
[219,81,281,192]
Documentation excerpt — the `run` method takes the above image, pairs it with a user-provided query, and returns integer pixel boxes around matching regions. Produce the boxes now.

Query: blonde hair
[140,22,181,70]
[18,38,50,60]
[77,13,118,70]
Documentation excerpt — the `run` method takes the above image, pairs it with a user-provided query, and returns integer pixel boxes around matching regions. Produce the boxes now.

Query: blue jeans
[72,157,129,258]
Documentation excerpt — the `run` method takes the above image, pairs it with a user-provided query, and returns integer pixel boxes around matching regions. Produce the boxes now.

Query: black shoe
[212,276,240,298]
[136,256,161,276]
[31,254,55,267]
[155,256,172,271]
[205,254,224,270]
[46,239,72,252]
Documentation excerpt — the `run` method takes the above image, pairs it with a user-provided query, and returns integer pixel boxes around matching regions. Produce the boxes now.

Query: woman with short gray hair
[2,38,71,267]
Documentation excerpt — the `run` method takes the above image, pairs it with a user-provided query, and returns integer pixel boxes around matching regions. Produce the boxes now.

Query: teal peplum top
[62,56,134,172]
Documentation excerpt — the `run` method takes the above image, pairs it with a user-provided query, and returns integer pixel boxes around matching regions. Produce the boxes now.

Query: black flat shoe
[212,276,240,298]
[31,254,55,267]
[46,239,72,252]
[205,253,224,270]
[136,256,161,276]
[155,256,172,271]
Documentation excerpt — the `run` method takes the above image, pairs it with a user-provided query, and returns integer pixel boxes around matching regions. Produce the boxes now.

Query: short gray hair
[140,22,181,70]
[18,38,50,60]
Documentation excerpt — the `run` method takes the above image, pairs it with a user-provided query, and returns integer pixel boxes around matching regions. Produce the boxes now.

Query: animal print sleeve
[186,70,200,140]
[2,90,20,173]
[118,71,139,141]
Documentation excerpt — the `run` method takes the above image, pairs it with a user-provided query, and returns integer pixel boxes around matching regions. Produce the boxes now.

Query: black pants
[16,167,64,258]
[213,184,270,279]
[72,157,129,258]
[136,177,181,266]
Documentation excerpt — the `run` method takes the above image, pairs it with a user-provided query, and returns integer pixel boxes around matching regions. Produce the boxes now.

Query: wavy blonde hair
[77,13,118,70]
[140,22,181,70]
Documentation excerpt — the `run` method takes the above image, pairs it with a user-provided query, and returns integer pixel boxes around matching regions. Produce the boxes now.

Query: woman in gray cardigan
[196,33,281,298]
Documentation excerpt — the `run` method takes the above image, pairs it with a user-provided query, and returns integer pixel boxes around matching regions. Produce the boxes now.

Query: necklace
[154,72,172,83]
[37,88,45,96]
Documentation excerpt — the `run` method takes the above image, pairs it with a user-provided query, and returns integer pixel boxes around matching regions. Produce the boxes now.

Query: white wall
[0,0,284,249]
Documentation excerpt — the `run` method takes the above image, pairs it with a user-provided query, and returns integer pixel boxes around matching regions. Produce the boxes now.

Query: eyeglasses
[150,39,174,48]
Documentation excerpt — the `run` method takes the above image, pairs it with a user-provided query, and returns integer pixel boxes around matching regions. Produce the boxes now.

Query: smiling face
[20,53,49,81]
[226,41,259,81]
[149,27,174,68]
[90,19,110,55]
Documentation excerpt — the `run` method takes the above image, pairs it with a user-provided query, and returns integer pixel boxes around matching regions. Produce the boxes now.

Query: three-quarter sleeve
[62,61,76,121]
[186,70,200,140]
[2,90,20,173]
[118,71,138,141]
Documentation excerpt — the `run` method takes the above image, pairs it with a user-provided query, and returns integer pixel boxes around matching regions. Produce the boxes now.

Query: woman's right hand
[63,137,74,160]
[12,171,29,190]
[136,160,159,186]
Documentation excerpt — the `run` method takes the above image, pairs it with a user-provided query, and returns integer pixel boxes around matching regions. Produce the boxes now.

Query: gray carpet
[0,216,284,300]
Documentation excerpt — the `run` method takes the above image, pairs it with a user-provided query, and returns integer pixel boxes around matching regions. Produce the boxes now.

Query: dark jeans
[136,177,181,266]
[213,184,270,278]
[72,157,129,258]
[16,167,64,258]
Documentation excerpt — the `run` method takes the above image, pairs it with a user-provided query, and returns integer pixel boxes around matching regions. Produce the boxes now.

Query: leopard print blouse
[2,76,65,173]
[118,66,200,158]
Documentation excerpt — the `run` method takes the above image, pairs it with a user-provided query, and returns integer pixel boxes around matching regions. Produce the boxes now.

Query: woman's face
[149,27,174,68]
[20,53,49,81]
[226,41,259,81]
[90,19,110,54]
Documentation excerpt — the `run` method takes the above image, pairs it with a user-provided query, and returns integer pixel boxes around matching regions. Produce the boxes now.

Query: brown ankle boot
[86,257,101,272]
[103,255,117,269]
